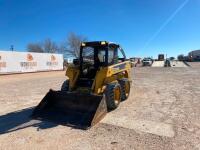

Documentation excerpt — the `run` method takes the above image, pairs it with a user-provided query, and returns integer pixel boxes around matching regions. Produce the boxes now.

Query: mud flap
[32,90,107,129]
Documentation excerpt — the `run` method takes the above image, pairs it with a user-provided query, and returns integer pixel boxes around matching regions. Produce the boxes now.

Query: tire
[118,78,130,101]
[105,83,122,111]
[61,80,69,91]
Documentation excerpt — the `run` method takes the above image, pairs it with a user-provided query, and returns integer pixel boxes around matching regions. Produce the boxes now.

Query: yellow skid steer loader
[32,41,132,129]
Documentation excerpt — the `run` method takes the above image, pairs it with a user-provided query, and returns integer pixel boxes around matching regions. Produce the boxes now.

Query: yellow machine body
[66,61,132,95]
[32,41,132,129]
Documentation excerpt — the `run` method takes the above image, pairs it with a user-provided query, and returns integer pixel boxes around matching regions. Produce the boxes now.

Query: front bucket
[32,90,107,129]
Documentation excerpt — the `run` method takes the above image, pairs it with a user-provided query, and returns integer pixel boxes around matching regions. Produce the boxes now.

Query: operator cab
[76,41,126,88]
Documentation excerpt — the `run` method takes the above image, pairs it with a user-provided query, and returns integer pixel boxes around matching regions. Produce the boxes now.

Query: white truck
[142,58,153,66]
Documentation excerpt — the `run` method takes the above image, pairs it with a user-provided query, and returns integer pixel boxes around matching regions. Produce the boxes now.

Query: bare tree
[27,34,86,55]
[61,32,87,58]
[177,54,184,61]
[43,38,58,53]
[27,43,44,53]
[27,38,58,53]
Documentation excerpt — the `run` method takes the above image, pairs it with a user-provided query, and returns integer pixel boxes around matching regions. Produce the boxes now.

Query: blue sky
[0,0,200,58]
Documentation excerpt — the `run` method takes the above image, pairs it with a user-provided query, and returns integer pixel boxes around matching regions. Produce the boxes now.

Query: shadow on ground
[0,107,58,135]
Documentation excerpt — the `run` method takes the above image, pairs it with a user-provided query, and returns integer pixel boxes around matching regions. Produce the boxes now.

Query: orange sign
[27,54,33,61]
[51,55,56,61]
[0,55,6,68]
[46,55,58,66]
[20,54,37,68]
[0,62,6,68]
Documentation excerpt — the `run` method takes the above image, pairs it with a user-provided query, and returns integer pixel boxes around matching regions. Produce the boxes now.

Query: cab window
[98,49,106,62]
[108,49,114,64]
[118,47,126,62]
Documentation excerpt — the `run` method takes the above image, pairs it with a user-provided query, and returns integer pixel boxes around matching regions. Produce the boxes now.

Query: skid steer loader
[32,41,133,129]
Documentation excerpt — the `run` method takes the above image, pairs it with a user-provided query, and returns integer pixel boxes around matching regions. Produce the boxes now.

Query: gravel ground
[0,65,200,150]
[187,62,200,68]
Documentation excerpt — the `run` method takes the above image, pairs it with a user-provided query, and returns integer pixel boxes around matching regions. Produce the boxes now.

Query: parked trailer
[158,54,165,61]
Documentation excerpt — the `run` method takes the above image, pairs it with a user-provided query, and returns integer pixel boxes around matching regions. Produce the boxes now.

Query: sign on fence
[0,51,63,74]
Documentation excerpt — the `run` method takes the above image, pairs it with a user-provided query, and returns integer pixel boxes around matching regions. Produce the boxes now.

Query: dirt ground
[0,65,200,150]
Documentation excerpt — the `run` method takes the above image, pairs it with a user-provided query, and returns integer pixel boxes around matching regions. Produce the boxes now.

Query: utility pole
[10,45,14,51]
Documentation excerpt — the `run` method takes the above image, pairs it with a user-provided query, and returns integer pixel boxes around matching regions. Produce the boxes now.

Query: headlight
[101,41,106,45]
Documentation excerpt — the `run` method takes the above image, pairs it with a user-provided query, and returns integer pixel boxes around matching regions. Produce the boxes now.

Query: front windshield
[82,46,107,65]
[82,46,94,65]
